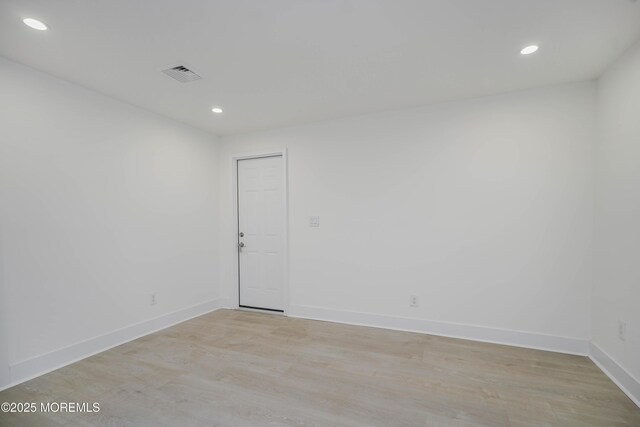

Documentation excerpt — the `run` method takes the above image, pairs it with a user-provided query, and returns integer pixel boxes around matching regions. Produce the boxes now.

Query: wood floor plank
[1,309,638,426]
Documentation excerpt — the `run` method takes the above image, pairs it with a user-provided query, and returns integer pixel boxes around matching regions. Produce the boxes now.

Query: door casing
[231,149,289,314]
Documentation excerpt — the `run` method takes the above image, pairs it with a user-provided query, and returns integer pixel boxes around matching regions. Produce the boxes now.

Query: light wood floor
[1,309,638,426]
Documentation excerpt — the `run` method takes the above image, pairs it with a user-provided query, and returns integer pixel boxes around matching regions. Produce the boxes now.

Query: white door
[237,155,285,311]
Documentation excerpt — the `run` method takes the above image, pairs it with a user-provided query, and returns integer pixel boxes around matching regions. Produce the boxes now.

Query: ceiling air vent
[161,65,202,83]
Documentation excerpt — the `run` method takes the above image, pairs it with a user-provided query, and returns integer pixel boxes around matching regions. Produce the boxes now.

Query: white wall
[219,82,596,345]
[593,40,640,383]
[0,57,220,387]
[0,243,9,386]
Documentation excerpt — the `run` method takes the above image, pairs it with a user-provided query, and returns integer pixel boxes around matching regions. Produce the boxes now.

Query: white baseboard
[7,300,637,410]
[1,298,227,392]
[288,304,590,356]
[289,305,640,408]
[589,343,640,408]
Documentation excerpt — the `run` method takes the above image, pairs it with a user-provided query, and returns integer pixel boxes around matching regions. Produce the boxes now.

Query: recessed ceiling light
[520,45,539,55]
[23,18,47,31]
[211,107,223,114]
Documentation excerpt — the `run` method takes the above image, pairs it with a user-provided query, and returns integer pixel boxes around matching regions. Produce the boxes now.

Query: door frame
[231,149,289,314]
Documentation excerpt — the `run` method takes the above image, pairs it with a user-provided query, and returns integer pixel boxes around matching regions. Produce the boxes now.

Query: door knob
[238,242,245,249]
[239,232,244,237]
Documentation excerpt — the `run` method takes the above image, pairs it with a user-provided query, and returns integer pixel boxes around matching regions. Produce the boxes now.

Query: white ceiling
[1,0,640,135]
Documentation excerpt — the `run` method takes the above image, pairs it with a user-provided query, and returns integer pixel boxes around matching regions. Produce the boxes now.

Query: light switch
[309,216,320,227]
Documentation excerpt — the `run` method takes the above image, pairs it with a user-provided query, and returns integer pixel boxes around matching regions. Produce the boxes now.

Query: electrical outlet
[410,295,419,308]
[618,319,627,341]
[150,292,157,306]
[309,216,320,228]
